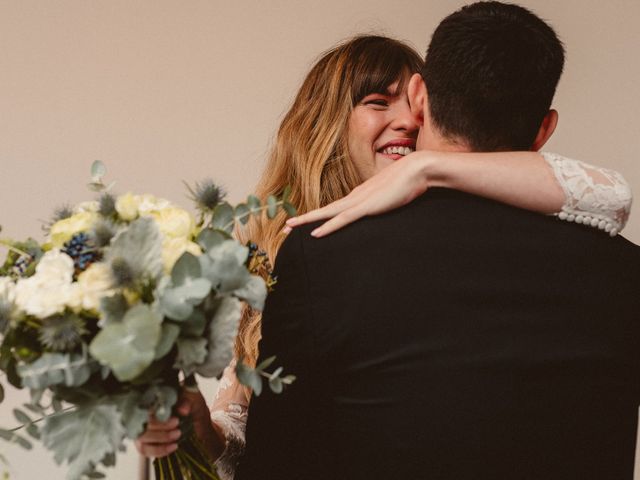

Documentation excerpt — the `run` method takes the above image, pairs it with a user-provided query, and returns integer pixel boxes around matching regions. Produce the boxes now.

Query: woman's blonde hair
[236,35,423,365]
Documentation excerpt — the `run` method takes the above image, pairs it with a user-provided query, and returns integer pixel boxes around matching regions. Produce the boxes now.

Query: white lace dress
[209,152,633,479]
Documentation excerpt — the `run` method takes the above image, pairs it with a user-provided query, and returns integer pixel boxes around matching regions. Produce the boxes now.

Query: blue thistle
[62,233,102,275]
[186,179,226,213]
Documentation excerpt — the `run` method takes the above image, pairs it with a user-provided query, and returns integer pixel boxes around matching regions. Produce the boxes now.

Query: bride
[135,35,632,479]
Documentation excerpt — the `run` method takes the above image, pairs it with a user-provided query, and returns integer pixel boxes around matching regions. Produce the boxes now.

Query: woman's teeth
[381,146,414,156]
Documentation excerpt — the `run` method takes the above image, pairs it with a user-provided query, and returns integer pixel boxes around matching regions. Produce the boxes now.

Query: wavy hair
[236,35,424,365]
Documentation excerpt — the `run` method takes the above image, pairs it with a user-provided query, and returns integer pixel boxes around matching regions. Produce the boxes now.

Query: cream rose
[14,250,75,318]
[48,211,99,248]
[162,237,202,273]
[150,207,196,240]
[68,262,115,312]
[115,193,139,222]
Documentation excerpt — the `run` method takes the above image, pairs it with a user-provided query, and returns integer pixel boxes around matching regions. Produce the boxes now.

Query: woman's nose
[391,101,419,133]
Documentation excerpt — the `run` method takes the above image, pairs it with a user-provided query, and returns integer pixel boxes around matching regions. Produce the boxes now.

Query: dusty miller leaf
[112,392,149,439]
[195,296,242,377]
[106,217,164,282]
[41,403,125,480]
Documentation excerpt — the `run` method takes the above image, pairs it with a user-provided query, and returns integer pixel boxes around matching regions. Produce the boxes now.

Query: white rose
[14,250,75,318]
[151,207,196,240]
[48,211,99,248]
[162,237,202,273]
[0,277,16,304]
[68,262,115,312]
[115,193,140,222]
[73,201,99,214]
[136,194,172,215]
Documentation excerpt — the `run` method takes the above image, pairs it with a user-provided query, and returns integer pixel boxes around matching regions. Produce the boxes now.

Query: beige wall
[1,1,638,478]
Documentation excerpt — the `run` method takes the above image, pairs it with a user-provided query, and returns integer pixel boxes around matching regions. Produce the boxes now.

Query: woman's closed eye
[362,96,390,108]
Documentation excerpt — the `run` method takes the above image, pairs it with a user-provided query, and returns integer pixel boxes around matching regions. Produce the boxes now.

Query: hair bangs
[350,38,423,105]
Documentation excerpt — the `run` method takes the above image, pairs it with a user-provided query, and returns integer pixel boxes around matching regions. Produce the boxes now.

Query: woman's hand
[135,388,226,462]
[286,152,433,237]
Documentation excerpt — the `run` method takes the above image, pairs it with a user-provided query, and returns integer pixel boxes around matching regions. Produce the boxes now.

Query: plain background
[1,1,638,478]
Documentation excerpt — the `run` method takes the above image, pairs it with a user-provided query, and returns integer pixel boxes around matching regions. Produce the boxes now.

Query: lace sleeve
[210,358,250,480]
[541,152,633,236]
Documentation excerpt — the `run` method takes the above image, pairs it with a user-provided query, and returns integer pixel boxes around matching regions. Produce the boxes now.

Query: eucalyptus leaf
[202,241,250,293]
[283,201,297,217]
[267,195,277,219]
[86,471,106,479]
[174,338,208,376]
[26,422,40,440]
[171,252,201,286]
[233,275,267,311]
[181,309,206,336]
[268,376,283,394]
[234,204,250,225]
[154,323,181,360]
[17,353,94,390]
[23,403,45,415]
[269,366,284,379]
[89,304,162,382]
[282,185,292,202]
[52,398,63,412]
[196,228,227,251]
[41,403,125,480]
[91,161,106,180]
[236,361,262,396]
[112,392,149,439]
[0,428,32,450]
[247,195,261,212]
[13,408,32,425]
[211,202,234,233]
[140,385,177,422]
[195,296,242,377]
[256,356,276,371]
[159,287,193,321]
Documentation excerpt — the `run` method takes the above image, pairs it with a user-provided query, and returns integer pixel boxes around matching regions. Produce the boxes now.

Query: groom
[236,3,640,479]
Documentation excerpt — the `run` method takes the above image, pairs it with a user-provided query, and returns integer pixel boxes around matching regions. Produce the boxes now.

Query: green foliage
[196,229,227,251]
[236,356,295,397]
[181,310,206,336]
[89,304,162,381]
[200,240,250,293]
[17,352,94,390]
[266,195,278,219]
[0,428,32,450]
[98,293,128,326]
[154,323,181,360]
[247,195,261,213]
[140,385,177,422]
[234,204,250,225]
[112,392,149,439]
[195,297,242,378]
[210,202,234,234]
[174,338,208,376]
[105,217,164,284]
[233,275,267,311]
[41,402,125,480]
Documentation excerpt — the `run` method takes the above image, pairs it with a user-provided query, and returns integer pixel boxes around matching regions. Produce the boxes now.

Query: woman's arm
[285,151,632,237]
[209,358,251,480]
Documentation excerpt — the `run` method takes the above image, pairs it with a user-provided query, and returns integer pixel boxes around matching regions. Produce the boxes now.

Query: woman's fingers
[135,439,179,458]
[138,428,182,445]
[311,207,365,237]
[287,196,355,227]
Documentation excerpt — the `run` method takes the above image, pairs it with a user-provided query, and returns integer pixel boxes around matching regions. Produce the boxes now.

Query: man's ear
[407,73,426,125]
[531,109,558,151]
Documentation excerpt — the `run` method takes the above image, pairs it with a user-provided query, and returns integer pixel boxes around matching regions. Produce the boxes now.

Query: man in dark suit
[236,2,640,479]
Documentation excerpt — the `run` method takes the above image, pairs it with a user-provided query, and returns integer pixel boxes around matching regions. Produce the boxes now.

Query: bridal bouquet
[0,162,295,480]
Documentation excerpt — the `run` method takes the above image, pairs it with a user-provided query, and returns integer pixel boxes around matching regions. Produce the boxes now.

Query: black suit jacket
[236,189,640,480]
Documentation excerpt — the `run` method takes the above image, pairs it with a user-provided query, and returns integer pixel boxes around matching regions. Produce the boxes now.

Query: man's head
[408,1,565,152]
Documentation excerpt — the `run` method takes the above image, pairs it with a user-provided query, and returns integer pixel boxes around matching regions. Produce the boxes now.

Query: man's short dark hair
[422,1,565,151]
